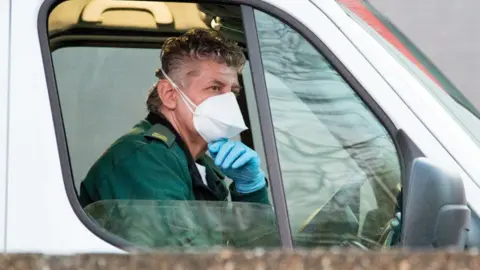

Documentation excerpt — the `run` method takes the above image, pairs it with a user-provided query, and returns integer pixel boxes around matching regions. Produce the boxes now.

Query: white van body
[2,0,480,254]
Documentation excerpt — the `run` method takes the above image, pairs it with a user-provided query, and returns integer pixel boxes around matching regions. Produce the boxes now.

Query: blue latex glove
[391,212,401,234]
[208,139,266,194]
[390,212,402,246]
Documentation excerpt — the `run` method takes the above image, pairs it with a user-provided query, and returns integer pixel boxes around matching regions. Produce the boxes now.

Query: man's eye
[211,85,221,91]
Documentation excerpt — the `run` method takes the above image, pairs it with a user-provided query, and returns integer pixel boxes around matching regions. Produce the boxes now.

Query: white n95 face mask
[160,68,248,143]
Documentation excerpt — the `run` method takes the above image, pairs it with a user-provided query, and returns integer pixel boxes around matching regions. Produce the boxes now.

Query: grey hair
[146,28,246,114]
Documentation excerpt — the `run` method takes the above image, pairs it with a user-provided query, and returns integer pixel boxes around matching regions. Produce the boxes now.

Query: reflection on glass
[252,10,401,248]
[84,200,280,250]
[84,199,386,250]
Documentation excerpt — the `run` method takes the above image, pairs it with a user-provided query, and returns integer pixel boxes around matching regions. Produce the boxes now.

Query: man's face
[175,59,241,141]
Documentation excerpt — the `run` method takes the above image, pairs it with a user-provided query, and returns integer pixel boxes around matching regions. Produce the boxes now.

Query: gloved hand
[391,212,401,232]
[208,139,266,194]
[390,212,402,246]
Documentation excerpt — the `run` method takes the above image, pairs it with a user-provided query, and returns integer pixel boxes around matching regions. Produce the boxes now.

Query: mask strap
[159,67,197,113]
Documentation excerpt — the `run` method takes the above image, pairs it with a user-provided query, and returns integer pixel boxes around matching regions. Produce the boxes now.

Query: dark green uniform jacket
[78,113,275,249]
[79,112,270,206]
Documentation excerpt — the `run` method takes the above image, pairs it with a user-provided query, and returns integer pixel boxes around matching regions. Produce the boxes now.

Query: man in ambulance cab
[78,28,270,207]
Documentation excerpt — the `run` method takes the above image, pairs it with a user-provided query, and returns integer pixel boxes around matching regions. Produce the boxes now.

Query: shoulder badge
[144,124,176,147]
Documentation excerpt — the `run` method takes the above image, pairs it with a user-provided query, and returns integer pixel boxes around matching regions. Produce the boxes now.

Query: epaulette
[144,124,176,148]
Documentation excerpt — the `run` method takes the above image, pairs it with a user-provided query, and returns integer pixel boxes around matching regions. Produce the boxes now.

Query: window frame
[38,0,403,250]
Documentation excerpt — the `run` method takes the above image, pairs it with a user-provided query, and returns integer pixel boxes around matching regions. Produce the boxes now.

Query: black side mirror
[402,157,470,250]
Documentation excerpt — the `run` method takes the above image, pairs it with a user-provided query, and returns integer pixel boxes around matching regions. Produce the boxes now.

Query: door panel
[7,0,119,253]
[0,0,10,252]
[25,0,477,253]
[244,0,480,247]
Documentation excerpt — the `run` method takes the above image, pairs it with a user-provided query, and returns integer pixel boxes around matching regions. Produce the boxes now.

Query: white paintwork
[3,0,480,254]
[7,0,120,254]
[0,0,10,252]
[311,0,480,213]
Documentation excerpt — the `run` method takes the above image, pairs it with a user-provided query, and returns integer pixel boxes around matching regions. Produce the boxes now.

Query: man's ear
[157,80,177,110]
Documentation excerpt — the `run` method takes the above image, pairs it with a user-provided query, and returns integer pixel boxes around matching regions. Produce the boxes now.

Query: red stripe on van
[338,0,442,87]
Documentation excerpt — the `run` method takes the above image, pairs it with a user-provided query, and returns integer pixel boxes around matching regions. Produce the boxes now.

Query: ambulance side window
[247,10,402,247]
[51,47,160,191]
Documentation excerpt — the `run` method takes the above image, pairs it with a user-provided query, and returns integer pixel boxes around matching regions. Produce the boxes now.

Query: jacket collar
[146,113,189,154]
[145,112,227,200]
